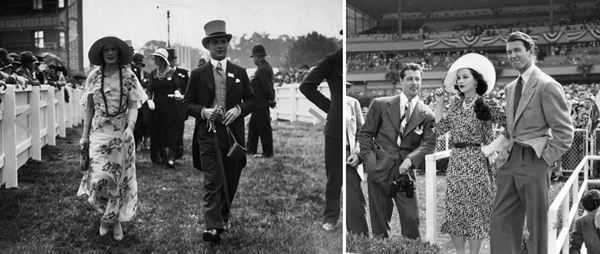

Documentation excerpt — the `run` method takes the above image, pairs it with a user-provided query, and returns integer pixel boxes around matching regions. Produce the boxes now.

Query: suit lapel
[513,69,540,128]
[404,100,426,137]
[226,62,234,93]
[202,63,215,92]
[583,215,600,248]
[386,95,402,134]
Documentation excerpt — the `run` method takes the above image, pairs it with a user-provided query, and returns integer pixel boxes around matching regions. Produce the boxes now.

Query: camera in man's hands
[389,174,415,198]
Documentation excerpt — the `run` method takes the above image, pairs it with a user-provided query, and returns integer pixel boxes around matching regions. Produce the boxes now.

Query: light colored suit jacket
[346,96,363,154]
[358,95,436,182]
[504,66,573,165]
[570,212,600,254]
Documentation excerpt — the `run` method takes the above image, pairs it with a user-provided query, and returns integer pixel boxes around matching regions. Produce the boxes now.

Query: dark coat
[175,67,189,94]
[182,61,256,171]
[299,48,343,139]
[251,59,274,109]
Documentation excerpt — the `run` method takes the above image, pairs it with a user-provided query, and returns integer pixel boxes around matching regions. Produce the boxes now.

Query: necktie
[514,77,523,117]
[216,62,224,80]
[399,100,411,146]
[404,100,412,124]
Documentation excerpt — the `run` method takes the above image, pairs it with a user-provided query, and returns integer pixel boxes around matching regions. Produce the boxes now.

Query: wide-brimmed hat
[150,48,169,64]
[88,36,133,66]
[443,53,495,94]
[251,45,267,57]
[19,51,38,64]
[202,20,232,49]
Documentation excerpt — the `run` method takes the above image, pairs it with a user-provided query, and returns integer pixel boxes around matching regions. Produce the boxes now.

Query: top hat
[167,48,177,61]
[202,20,232,49]
[132,53,145,67]
[88,36,133,66]
[150,48,170,65]
[443,53,496,94]
[251,44,267,57]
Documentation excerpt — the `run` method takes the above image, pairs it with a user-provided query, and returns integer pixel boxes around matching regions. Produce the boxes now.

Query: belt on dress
[453,143,481,148]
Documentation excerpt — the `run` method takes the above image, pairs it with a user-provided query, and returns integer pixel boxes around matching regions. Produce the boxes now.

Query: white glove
[174,90,183,100]
[147,99,155,110]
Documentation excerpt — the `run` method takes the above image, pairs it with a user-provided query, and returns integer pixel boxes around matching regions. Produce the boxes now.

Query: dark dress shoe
[202,229,221,243]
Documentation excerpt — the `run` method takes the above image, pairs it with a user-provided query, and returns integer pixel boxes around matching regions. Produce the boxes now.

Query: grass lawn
[354,170,565,254]
[0,119,342,254]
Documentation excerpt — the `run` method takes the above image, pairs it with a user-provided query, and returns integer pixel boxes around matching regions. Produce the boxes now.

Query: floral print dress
[436,96,506,239]
[77,66,146,223]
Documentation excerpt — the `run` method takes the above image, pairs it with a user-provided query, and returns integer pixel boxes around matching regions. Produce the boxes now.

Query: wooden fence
[0,85,83,188]
[272,83,329,124]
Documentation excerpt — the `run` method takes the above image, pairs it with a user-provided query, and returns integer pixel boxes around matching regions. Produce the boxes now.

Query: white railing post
[30,86,42,160]
[65,87,72,128]
[290,85,297,122]
[425,154,437,243]
[2,86,18,188]
[46,86,56,145]
[57,87,66,137]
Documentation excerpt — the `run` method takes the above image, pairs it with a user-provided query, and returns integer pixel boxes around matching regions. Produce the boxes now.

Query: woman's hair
[582,189,600,212]
[454,68,488,97]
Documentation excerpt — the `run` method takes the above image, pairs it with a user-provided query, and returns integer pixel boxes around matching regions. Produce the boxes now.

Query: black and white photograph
[0,0,342,253]
[346,0,599,253]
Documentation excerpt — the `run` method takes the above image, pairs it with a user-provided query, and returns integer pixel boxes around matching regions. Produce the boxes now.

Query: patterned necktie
[216,62,224,80]
[514,77,523,117]
[399,100,411,143]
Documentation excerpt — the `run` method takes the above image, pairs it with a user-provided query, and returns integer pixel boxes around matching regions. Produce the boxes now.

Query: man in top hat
[246,44,275,158]
[182,20,256,243]
[300,47,345,232]
[487,31,573,254]
[167,48,189,159]
[131,53,152,151]
[16,51,41,86]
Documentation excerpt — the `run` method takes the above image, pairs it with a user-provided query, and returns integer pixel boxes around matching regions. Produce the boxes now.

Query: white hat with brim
[443,53,496,94]
[88,36,132,66]
[150,48,169,65]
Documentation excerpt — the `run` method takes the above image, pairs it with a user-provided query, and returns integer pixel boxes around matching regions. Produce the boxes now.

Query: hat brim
[202,34,232,49]
[150,53,169,65]
[443,53,496,94]
[250,53,266,57]
[88,36,133,66]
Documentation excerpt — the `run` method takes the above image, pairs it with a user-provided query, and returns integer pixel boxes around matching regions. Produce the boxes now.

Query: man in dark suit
[246,44,275,158]
[167,48,190,159]
[300,48,342,231]
[182,20,256,243]
[131,53,151,151]
[488,31,573,254]
[357,63,436,239]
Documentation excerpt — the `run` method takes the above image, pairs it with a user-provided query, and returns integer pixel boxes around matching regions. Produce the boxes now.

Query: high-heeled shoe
[113,223,124,241]
[99,222,110,236]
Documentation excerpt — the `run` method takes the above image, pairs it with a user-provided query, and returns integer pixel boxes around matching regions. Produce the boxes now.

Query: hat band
[207,32,229,37]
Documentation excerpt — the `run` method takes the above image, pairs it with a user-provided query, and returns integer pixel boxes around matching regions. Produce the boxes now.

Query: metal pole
[167,10,171,47]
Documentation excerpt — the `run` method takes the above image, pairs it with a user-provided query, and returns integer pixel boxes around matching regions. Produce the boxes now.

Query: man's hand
[398,158,412,175]
[268,100,277,108]
[147,99,155,110]
[223,107,241,125]
[346,153,360,167]
[203,107,223,122]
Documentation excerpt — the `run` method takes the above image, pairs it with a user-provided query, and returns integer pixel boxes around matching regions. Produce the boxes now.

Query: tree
[285,32,339,69]
[139,40,168,72]
[227,32,294,69]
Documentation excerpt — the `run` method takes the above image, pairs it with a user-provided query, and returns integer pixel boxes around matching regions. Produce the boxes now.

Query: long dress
[77,66,147,224]
[148,68,184,164]
[436,96,506,239]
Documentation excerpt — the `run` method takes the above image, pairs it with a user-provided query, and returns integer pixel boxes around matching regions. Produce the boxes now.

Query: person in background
[131,53,151,151]
[77,36,147,241]
[246,44,275,158]
[300,48,342,231]
[16,51,41,87]
[197,58,207,68]
[167,48,189,159]
[570,189,600,254]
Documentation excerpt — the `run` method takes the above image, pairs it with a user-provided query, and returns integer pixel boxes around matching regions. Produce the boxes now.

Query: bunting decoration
[441,38,458,47]
[567,30,588,42]
[542,31,562,43]
[482,36,506,46]
[424,39,458,48]
[461,35,480,46]
[424,39,442,49]
[591,29,600,40]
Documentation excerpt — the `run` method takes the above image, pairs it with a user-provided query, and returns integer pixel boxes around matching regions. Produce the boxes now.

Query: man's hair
[507,31,535,52]
[581,189,600,211]
[399,63,423,80]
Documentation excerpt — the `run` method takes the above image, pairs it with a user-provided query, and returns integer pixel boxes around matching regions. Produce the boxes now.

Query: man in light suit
[357,63,436,239]
[487,31,573,254]
[182,20,256,243]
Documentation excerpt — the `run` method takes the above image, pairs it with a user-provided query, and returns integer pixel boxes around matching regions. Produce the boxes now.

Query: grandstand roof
[347,0,595,19]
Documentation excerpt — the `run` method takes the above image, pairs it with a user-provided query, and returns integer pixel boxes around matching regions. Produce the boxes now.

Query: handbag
[226,126,246,161]
[80,142,90,171]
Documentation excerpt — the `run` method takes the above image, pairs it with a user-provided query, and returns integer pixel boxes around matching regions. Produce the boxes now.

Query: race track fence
[273,83,329,124]
[0,85,83,188]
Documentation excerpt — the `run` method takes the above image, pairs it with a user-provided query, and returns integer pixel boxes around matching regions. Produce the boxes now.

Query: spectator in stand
[16,51,41,87]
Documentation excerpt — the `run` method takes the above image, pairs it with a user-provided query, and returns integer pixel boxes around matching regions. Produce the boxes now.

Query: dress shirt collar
[519,63,537,85]
[400,92,419,113]
[210,58,227,74]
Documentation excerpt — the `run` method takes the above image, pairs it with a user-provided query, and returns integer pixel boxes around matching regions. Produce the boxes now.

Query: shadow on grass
[0,120,341,254]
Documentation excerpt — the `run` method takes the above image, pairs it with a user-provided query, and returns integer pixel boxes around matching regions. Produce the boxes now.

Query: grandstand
[346,0,600,94]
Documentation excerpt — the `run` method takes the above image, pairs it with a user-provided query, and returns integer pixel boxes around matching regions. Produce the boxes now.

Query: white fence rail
[273,83,329,124]
[0,85,83,188]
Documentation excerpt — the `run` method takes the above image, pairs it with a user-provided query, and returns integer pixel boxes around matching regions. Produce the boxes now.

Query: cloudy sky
[82,0,343,65]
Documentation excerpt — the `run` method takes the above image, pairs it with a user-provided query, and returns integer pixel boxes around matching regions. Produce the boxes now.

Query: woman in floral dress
[434,53,506,254]
[77,36,147,241]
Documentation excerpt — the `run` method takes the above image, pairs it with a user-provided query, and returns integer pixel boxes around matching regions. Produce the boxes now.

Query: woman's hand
[346,154,360,167]
[147,99,155,110]
[434,87,446,104]
[79,137,89,147]
[123,126,134,143]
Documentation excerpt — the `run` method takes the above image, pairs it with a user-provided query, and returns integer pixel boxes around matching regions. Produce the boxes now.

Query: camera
[389,174,414,198]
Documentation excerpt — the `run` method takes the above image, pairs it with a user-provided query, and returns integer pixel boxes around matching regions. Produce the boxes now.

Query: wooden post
[30,86,42,161]
[46,86,56,145]
[57,87,66,137]
[2,86,18,188]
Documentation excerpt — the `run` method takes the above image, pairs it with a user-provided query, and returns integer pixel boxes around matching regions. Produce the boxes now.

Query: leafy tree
[285,32,339,69]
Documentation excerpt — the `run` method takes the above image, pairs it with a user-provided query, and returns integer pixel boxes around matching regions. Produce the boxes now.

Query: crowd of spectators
[272,64,311,87]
